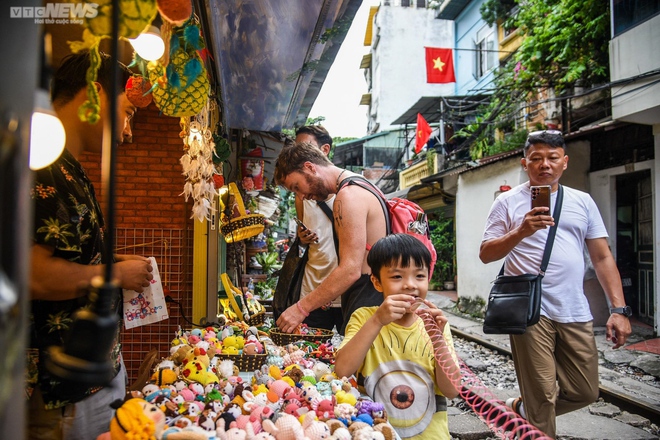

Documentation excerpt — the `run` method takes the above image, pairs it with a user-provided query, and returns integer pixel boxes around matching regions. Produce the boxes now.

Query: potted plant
[429,218,456,290]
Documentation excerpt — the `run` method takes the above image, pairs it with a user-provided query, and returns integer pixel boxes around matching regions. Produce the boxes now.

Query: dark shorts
[304,307,344,332]
[340,274,383,335]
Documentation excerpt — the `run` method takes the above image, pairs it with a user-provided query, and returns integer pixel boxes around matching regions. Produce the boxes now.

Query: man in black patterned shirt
[28,51,153,440]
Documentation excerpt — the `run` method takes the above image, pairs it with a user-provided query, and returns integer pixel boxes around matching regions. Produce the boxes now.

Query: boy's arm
[334,314,383,378]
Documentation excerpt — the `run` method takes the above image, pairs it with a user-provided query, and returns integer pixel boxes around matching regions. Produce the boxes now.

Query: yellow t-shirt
[339,307,458,440]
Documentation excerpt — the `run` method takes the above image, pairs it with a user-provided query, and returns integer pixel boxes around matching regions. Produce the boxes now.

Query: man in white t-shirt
[292,125,343,331]
[480,130,631,438]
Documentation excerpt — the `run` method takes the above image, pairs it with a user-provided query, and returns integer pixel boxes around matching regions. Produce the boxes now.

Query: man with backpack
[274,141,387,334]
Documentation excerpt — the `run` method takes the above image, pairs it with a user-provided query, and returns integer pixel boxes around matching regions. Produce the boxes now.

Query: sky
[308,0,381,138]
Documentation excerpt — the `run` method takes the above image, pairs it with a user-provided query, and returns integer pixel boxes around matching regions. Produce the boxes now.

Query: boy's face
[371,257,429,300]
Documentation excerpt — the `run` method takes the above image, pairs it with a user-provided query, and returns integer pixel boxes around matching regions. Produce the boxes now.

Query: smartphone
[293,217,308,230]
[531,185,551,215]
[294,217,319,243]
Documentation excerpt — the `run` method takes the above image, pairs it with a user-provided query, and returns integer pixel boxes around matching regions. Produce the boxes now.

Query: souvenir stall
[35,0,409,439]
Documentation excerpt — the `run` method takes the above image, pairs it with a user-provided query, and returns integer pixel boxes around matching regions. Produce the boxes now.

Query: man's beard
[304,172,330,201]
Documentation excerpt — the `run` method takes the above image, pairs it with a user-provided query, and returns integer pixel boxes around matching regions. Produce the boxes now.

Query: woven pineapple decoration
[149,21,209,117]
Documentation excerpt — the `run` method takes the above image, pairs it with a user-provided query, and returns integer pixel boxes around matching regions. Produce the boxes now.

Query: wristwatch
[610,306,632,317]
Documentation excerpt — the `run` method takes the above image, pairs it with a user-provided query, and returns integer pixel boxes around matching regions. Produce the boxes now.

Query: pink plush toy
[262,412,308,440]
[302,412,331,440]
[312,396,336,421]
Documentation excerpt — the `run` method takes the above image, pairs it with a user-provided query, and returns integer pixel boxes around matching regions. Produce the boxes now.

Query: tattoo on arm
[334,201,343,227]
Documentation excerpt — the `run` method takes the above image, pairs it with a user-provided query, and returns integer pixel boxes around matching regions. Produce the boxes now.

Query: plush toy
[171,345,194,365]
[109,398,165,440]
[372,423,396,440]
[311,396,335,421]
[302,412,330,440]
[356,401,387,425]
[243,339,264,355]
[334,390,356,407]
[181,358,219,386]
[312,363,333,381]
[262,413,308,440]
[215,417,253,440]
[326,420,350,440]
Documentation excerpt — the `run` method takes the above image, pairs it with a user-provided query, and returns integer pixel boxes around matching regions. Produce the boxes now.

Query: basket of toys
[220,273,266,325]
[268,325,335,346]
[220,182,265,243]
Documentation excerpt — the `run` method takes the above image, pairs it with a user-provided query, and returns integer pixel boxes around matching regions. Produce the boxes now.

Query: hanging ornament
[84,0,158,39]
[125,75,153,108]
[179,100,219,221]
[148,21,209,117]
[157,0,193,26]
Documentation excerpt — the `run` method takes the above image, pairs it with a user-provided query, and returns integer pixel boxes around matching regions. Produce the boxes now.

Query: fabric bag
[273,237,308,320]
[483,185,563,335]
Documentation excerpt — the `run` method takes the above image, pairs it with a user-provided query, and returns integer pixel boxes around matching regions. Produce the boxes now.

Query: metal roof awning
[391,95,490,125]
[202,0,362,132]
[435,0,471,20]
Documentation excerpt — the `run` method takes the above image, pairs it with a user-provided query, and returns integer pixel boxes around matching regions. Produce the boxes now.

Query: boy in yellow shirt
[335,234,460,440]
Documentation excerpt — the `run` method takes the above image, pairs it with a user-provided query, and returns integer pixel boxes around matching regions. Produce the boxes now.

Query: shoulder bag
[272,201,333,320]
[483,185,564,335]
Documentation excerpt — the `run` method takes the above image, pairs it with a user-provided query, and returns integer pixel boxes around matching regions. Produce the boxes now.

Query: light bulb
[129,26,165,61]
[29,90,65,170]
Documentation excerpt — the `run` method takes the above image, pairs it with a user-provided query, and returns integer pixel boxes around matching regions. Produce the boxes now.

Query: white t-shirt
[300,197,340,307]
[482,182,608,323]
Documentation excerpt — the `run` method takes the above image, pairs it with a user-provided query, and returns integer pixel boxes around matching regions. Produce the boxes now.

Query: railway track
[451,327,660,424]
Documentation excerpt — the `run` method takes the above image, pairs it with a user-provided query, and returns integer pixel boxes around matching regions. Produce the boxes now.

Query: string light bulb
[129,25,165,61]
[29,89,65,170]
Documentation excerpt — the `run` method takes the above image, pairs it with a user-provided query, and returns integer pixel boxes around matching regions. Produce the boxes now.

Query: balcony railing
[400,154,438,189]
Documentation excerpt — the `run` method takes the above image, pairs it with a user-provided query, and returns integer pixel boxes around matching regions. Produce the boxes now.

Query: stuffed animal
[302,412,330,440]
[262,412,308,440]
[311,396,335,421]
[215,417,253,440]
[181,358,219,386]
[109,398,166,440]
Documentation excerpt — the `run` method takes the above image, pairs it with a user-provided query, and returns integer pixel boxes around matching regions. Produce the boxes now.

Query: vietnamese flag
[425,47,456,83]
[415,113,432,154]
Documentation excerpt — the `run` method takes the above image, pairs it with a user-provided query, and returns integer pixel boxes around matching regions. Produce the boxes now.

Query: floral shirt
[27,148,122,409]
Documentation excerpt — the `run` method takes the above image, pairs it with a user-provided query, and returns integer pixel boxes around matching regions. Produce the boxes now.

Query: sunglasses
[527,129,562,137]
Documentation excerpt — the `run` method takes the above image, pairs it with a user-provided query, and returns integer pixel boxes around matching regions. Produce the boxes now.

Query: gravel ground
[449,336,660,438]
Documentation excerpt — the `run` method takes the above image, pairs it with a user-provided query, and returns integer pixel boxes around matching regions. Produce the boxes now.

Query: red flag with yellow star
[425,47,456,83]
[415,113,432,154]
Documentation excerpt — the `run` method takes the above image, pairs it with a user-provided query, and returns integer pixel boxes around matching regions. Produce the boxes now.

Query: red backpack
[338,176,437,278]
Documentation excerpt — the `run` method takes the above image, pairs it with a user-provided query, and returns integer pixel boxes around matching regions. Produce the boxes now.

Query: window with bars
[475,24,496,79]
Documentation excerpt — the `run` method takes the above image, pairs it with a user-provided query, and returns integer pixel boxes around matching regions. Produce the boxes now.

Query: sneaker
[505,397,526,419]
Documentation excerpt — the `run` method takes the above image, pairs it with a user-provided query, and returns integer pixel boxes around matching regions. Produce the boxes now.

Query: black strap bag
[483,185,564,335]
[272,236,308,320]
[272,201,333,320]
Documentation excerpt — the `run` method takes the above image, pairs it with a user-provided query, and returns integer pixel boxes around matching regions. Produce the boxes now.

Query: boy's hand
[374,294,415,326]
[415,299,449,333]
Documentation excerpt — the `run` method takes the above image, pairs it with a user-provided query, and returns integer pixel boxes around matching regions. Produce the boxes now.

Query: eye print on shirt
[364,360,436,438]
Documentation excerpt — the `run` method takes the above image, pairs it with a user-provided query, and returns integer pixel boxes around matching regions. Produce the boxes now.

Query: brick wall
[79,104,195,382]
